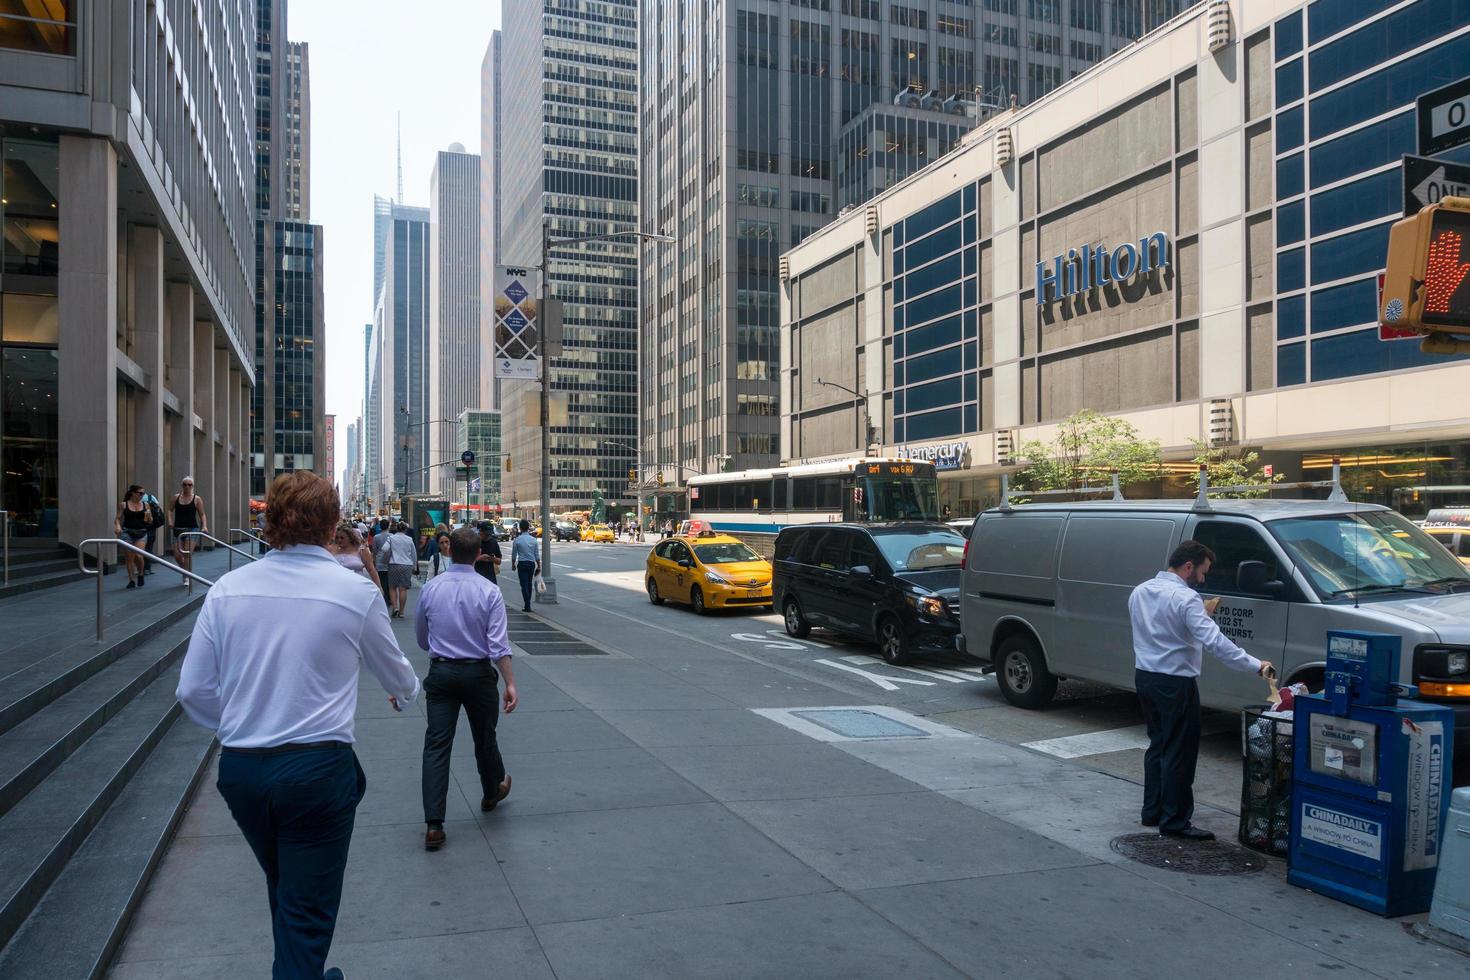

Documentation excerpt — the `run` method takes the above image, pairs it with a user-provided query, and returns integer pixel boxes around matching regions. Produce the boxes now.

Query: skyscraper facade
[480,30,504,412]
[251,0,326,496]
[494,0,640,514]
[0,1,255,547]
[637,0,1197,511]
[429,146,483,497]
[365,202,430,497]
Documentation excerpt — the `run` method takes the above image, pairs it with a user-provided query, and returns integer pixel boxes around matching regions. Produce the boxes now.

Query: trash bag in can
[1240,704,1294,856]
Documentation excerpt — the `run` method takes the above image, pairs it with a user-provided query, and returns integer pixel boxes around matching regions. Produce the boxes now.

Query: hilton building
[780,0,1470,518]
[0,4,255,550]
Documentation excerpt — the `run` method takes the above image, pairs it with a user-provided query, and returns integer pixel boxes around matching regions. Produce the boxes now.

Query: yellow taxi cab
[645,531,773,614]
[1422,509,1470,567]
[587,524,615,543]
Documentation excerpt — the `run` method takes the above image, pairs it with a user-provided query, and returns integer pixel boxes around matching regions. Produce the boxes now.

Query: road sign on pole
[461,450,475,467]
[1418,75,1470,156]
[1403,155,1470,215]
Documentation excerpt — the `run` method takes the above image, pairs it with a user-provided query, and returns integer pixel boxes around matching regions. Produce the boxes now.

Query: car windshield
[694,542,761,564]
[1269,510,1470,598]
[871,529,966,571]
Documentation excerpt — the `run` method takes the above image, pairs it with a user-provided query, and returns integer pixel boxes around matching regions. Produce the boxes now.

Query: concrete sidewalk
[111,582,1462,979]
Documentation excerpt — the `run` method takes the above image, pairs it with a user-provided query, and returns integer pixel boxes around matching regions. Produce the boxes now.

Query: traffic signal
[656,472,665,487]
[504,455,512,472]
[1381,196,1470,350]
[628,468,636,483]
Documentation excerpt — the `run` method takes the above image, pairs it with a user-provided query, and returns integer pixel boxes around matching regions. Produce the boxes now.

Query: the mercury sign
[1035,232,1169,305]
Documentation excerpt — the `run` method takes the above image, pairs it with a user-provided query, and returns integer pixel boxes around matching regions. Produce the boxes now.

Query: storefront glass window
[2,139,60,277]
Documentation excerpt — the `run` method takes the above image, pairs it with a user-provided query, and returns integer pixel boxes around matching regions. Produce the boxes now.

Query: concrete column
[166,283,195,491]
[239,373,251,532]
[58,136,118,552]
[215,349,231,545]
[228,362,244,537]
[193,325,214,546]
[130,225,166,501]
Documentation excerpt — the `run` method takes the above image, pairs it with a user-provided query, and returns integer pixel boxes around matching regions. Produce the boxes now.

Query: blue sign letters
[1035,232,1169,305]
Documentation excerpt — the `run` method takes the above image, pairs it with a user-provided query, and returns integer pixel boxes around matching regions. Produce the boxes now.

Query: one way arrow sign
[1403,154,1470,214]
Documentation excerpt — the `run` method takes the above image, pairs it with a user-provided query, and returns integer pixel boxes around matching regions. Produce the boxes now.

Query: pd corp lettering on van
[1213,603,1255,642]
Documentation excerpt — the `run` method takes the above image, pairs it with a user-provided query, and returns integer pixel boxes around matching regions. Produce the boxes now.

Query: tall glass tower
[638,0,1198,512]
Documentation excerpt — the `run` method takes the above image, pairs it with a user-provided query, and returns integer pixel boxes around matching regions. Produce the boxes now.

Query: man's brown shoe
[482,775,512,812]
[424,826,446,850]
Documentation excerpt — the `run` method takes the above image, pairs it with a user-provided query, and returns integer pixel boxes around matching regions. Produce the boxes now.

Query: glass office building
[781,0,1470,518]
[494,0,640,514]
[640,0,1197,516]
[456,409,503,518]
[0,2,254,546]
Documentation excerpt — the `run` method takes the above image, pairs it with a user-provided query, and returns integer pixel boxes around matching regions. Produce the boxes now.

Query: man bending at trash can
[1129,540,1274,842]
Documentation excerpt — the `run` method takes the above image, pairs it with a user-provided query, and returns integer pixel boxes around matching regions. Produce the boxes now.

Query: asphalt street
[550,538,1253,817]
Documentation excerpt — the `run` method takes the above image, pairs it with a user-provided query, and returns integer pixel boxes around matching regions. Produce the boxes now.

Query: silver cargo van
[959,499,1470,754]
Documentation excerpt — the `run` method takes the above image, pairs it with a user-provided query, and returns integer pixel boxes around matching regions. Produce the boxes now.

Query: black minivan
[773,522,966,664]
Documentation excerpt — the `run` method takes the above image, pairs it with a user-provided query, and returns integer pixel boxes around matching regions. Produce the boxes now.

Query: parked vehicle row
[635,498,1470,760]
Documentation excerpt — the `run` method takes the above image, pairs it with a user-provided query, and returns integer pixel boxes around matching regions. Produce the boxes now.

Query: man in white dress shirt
[1129,540,1274,842]
[177,471,420,980]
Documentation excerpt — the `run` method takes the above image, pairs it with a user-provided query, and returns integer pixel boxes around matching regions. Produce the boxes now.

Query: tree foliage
[1188,439,1282,498]
[1013,410,1163,492]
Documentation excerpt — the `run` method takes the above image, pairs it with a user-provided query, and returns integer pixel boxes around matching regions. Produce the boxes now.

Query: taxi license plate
[746,589,763,597]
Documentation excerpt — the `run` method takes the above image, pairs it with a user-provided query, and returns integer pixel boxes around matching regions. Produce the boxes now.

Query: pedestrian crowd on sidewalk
[173,472,524,980]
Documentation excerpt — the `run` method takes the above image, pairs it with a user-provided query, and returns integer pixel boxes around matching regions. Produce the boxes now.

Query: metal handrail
[227,525,266,549]
[2,510,8,587]
[77,538,215,642]
[178,530,256,570]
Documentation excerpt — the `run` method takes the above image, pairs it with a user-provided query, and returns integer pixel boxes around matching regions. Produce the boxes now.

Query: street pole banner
[493,265,541,380]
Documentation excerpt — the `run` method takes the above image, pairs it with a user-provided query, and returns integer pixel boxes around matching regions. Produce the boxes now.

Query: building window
[0,1,74,54]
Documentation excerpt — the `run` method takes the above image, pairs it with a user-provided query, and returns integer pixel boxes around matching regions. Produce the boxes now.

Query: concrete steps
[0,562,218,978]
[0,547,87,600]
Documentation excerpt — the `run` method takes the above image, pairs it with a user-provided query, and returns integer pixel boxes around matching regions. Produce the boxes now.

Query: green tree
[1013,410,1162,492]
[1188,439,1282,498]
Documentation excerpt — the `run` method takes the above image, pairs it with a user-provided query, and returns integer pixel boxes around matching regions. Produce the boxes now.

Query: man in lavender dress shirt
[415,527,518,851]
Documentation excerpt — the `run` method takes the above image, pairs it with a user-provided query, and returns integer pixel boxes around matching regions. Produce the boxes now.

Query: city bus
[686,458,939,534]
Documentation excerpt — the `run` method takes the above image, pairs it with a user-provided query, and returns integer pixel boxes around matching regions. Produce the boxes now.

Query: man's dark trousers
[1135,668,1201,832]
[516,562,535,611]
[422,659,505,822]
[216,742,366,980]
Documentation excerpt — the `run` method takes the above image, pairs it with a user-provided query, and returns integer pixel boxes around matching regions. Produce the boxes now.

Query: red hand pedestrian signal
[1424,229,1470,315]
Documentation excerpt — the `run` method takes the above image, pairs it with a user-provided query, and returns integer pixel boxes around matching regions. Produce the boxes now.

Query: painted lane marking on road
[727,630,831,651]
[836,655,989,684]
[812,658,936,691]
[762,628,829,649]
[1022,725,1152,759]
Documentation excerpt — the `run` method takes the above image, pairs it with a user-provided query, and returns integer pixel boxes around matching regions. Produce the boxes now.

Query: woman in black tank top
[114,485,152,588]
[170,477,207,581]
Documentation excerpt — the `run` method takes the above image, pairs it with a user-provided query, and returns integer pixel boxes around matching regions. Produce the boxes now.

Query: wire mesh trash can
[1240,705,1294,857]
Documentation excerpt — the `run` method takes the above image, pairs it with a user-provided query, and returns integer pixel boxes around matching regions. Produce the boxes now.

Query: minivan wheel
[647,578,664,605]
[783,597,811,638]
[877,616,910,666]
[691,586,708,615]
[995,634,1057,709]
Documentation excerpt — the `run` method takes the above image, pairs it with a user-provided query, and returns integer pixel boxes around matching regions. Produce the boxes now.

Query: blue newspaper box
[1288,631,1454,917]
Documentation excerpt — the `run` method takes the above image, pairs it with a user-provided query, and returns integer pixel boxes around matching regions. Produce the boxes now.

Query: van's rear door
[1186,517,1292,711]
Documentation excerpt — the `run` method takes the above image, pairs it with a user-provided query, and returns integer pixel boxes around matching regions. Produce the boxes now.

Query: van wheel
[877,616,910,666]
[647,578,664,605]
[995,634,1057,709]
[783,597,811,638]
[691,586,708,615]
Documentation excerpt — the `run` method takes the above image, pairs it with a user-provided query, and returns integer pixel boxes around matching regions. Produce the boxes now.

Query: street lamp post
[534,223,675,604]
[815,377,878,454]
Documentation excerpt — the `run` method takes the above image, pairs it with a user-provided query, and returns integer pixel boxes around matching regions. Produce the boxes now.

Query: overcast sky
[290,0,502,485]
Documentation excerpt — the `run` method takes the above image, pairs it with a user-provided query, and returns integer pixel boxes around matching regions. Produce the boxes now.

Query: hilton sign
[1036,232,1170,305]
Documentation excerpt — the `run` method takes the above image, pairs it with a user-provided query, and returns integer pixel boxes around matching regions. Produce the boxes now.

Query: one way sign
[1403,154,1470,215]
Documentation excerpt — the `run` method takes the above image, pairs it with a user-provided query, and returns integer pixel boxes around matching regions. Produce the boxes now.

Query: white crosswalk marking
[813,659,936,691]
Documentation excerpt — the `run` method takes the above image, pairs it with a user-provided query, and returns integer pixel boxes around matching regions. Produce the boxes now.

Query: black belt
[222,739,351,755]
[430,656,493,665]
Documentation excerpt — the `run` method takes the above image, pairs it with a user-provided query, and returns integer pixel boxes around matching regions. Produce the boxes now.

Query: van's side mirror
[1236,560,1285,598]
[850,564,872,579]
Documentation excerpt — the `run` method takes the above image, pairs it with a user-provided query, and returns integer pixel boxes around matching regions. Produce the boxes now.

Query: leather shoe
[424,826,446,850]
[324,970,345,980]
[482,775,512,812]
[1160,825,1215,841]
[1141,818,1159,828]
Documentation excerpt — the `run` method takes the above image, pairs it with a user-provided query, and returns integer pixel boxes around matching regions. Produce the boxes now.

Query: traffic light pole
[538,222,557,603]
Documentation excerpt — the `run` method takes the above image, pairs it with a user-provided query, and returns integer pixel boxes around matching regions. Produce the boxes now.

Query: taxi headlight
[917,596,946,618]
[705,569,730,585]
